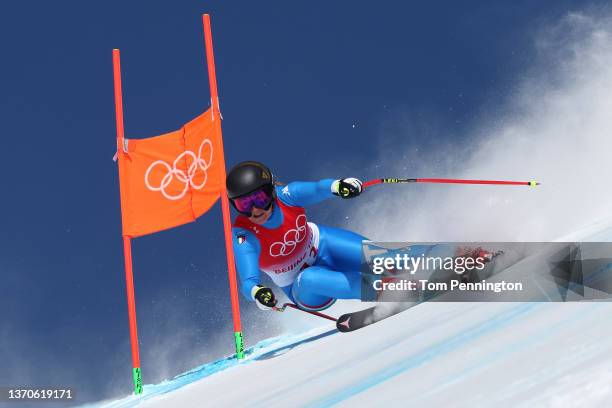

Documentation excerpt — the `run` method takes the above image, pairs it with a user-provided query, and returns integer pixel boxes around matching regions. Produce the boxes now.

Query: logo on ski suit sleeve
[233,200,319,287]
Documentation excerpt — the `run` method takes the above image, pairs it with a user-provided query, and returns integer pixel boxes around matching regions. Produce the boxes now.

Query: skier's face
[248,202,274,225]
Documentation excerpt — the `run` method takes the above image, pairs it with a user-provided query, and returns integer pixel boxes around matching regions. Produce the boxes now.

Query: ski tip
[336,315,353,332]
[528,181,540,187]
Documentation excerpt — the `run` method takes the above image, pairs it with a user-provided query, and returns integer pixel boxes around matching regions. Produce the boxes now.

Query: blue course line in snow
[85,332,322,408]
[411,302,609,403]
[255,329,337,361]
[308,302,540,408]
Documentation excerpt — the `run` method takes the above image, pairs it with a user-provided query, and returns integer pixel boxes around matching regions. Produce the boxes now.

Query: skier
[227,161,367,312]
[227,161,500,315]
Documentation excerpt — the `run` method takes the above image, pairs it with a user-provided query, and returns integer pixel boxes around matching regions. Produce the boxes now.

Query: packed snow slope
[91,218,612,408]
[86,13,612,407]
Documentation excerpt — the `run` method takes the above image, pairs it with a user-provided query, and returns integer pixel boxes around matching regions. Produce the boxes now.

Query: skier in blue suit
[227,161,368,312]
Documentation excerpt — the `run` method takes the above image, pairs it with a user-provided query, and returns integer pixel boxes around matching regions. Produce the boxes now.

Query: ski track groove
[307,303,540,407]
[409,302,610,406]
[248,303,482,408]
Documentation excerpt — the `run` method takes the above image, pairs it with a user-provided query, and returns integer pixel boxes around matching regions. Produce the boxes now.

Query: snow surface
[88,13,612,405]
[88,218,612,408]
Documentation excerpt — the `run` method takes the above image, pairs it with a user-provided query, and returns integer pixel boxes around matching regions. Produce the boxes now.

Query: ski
[337,249,518,332]
[336,303,416,332]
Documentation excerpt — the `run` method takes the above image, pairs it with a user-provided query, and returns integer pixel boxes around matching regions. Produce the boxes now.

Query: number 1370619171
[1,387,74,401]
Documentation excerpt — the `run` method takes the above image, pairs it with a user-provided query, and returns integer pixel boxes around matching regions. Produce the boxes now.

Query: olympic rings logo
[144,139,213,201]
[269,215,308,257]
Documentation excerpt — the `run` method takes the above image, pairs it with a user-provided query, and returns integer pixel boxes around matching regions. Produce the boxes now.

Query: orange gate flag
[117,108,224,237]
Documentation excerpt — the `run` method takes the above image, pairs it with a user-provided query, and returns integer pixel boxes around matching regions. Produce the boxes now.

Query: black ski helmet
[226,161,275,199]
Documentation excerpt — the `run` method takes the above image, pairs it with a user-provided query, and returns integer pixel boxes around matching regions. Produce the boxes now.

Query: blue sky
[1,0,607,405]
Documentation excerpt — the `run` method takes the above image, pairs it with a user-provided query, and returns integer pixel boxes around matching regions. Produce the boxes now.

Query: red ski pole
[273,303,338,322]
[363,178,540,188]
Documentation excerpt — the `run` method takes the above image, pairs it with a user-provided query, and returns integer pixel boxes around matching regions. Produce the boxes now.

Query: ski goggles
[230,186,274,216]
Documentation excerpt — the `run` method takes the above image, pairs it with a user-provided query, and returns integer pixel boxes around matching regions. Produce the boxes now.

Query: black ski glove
[251,285,277,310]
[332,178,363,199]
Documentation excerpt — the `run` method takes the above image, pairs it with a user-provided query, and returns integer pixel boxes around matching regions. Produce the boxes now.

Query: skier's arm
[277,178,363,207]
[232,228,262,299]
[276,179,336,207]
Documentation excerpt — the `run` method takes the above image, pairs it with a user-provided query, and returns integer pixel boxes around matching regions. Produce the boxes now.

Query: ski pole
[273,303,338,322]
[363,178,540,188]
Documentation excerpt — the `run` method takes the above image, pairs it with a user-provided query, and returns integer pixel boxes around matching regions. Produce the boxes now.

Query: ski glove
[251,285,277,310]
[332,178,363,199]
